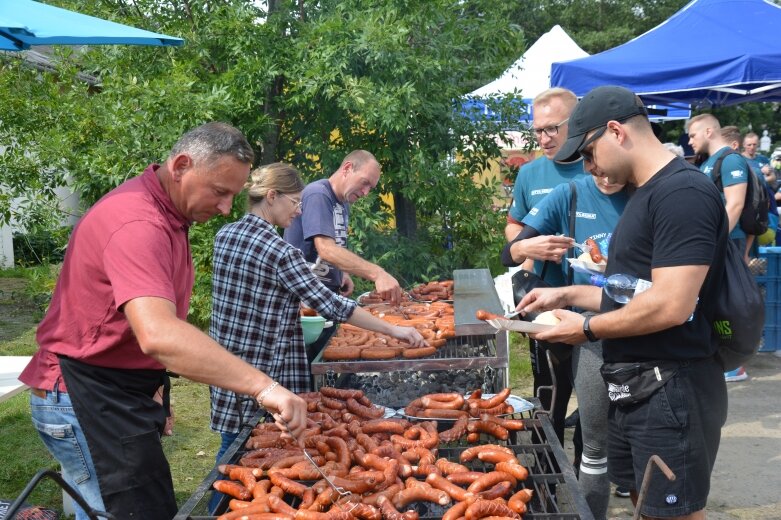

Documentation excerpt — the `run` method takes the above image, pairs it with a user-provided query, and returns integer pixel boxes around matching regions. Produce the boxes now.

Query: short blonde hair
[533,87,577,111]
[689,113,720,131]
[246,162,305,208]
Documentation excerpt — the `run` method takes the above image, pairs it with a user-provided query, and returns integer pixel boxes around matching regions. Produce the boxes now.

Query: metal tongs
[280,419,357,511]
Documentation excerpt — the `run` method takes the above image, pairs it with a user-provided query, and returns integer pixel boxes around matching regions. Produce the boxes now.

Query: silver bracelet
[256,381,279,409]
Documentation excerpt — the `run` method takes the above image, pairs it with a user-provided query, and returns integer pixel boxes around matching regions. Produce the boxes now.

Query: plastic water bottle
[589,273,652,304]
[590,273,696,320]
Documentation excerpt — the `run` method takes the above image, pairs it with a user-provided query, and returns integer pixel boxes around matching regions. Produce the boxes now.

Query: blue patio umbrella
[0,0,183,51]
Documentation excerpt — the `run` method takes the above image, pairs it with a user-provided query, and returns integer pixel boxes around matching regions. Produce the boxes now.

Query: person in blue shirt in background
[721,127,779,252]
[742,131,773,186]
[502,174,629,520]
[689,114,751,383]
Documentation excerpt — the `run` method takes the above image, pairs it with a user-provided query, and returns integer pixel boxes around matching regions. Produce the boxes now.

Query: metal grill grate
[311,333,506,375]
[175,407,593,520]
[435,334,495,358]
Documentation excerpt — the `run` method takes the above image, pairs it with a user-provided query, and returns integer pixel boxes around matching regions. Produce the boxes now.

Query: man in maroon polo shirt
[20,122,308,520]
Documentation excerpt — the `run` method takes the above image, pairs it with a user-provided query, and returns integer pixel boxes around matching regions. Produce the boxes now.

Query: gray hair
[340,150,380,172]
[170,122,255,166]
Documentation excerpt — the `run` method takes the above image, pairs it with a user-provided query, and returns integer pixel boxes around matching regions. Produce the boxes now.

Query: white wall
[0,224,13,268]
[0,176,81,270]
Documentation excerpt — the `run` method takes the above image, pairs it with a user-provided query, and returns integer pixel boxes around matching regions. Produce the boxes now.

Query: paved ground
[564,352,781,519]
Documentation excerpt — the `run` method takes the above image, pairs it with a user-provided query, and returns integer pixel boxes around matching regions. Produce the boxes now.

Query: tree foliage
[0,0,527,325]
[509,0,689,54]
[8,0,779,326]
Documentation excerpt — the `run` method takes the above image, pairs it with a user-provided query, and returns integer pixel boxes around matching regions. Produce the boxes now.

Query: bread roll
[532,311,560,326]
[577,252,593,263]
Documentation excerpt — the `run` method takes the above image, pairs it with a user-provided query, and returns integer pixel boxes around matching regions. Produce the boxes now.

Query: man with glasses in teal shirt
[506,88,586,289]
[504,87,586,470]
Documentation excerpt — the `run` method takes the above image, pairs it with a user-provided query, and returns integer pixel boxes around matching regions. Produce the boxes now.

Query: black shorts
[607,357,727,517]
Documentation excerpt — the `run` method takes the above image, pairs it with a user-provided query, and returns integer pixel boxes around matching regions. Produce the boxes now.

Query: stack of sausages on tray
[359,280,454,305]
[212,386,533,520]
[408,280,454,302]
[322,301,455,362]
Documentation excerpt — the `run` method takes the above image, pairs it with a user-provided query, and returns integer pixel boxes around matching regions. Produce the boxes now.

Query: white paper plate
[567,257,607,274]
[381,406,402,419]
[356,292,374,305]
[468,393,535,415]
[485,317,554,334]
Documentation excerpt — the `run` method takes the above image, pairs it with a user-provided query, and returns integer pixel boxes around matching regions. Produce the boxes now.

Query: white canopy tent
[463,26,587,150]
[469,25,587,100]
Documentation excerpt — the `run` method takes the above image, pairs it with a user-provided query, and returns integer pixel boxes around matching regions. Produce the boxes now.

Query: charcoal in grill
[339,369,498,409]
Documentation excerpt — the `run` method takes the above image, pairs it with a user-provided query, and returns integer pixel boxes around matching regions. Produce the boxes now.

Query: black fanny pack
[599,360,681,406]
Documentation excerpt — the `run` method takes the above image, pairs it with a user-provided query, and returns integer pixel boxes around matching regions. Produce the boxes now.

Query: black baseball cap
[554,86,648,164]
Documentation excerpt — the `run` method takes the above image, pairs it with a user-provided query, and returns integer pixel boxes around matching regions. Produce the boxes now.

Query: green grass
[0,391,62,508]
[0,269,535,513]
[508,331,533,396]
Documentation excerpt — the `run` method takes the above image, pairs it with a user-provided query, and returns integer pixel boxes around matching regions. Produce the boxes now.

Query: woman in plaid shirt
[208,162,424,459]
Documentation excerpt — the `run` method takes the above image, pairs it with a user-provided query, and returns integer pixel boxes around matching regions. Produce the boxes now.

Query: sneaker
[724,366,748,382]
[564,408,580,429]
[615,486,631,498]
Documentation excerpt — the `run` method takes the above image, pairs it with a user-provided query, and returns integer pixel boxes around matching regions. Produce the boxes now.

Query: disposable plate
[567,257,607,275]
[485,317,554,334]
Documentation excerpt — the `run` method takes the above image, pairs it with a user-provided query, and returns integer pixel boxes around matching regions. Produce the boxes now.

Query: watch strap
[583,315,599,342]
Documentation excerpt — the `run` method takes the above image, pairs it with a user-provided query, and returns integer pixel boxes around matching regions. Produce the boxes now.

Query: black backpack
[712,239,765,371]
[712,150,770,236]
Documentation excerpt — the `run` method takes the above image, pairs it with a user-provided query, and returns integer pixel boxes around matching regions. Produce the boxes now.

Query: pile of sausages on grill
[359,281,454,305]
[212,386,533,520]
[407,280,454,302]
[404,389,520,439]
[322,301,455,362]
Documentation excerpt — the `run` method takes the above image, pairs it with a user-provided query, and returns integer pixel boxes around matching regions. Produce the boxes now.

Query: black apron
[59,356,177,519]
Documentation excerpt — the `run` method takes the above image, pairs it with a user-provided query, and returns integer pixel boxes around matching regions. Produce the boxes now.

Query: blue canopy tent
[462,25,688,124]
[550,0,781,109]
[0,0,183,51]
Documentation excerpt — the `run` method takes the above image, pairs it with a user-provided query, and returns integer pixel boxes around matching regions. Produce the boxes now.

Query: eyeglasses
[532,118,569,138]
[579,126,608,162]
[281,193,302,209]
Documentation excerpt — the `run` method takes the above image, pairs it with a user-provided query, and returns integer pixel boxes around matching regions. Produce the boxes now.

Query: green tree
[0,0,527,323]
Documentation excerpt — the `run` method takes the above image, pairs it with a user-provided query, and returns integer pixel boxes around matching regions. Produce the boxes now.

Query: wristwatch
[583,315,599,342]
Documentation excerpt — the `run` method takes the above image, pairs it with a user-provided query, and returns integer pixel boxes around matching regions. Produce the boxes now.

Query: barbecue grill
[311,269,512,402]
[175,400,595,520]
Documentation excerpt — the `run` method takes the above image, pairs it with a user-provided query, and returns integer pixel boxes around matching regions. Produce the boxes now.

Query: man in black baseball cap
[516,85,730,519]
[554,86,648,164]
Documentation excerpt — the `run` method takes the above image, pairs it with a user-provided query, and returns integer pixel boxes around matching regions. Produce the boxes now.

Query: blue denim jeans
[30,389,106,520]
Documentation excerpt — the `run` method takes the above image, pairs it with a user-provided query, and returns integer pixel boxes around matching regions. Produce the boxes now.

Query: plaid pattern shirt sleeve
[208,214,357,434]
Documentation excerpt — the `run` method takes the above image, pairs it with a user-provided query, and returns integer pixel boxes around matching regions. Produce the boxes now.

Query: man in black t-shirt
[516,86,728,520]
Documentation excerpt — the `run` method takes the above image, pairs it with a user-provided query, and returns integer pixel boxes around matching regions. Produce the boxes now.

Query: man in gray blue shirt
[284,150,402,304]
